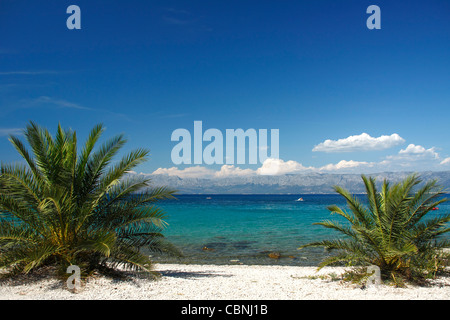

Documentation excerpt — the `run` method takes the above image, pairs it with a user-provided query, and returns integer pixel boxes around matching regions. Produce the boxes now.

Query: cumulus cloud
[152,159,314,178]
[312,133,405,153]
[152,165,256,178]
[398,144,439,159]
[150,139,445,178]
[378,143,442,171]
[256,158,374,175]
[319,160,374,172]
[215,165,255,177]
[256,158,313,175]
[152,166,216,178]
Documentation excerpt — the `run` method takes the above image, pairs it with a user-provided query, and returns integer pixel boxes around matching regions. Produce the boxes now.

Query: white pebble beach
[1,263,449,300]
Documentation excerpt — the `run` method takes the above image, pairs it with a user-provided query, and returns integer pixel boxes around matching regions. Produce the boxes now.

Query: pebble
[1,264,449,300]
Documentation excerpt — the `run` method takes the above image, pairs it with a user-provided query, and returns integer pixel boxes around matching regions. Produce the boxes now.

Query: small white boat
[206,197,212,200]
[296,197,304,202]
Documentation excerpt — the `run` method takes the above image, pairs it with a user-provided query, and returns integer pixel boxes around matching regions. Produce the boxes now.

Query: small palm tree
[0,121,177,277]
[300,174,450,284]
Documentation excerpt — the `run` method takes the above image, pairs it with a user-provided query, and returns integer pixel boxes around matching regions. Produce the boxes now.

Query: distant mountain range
[128,171,450,194]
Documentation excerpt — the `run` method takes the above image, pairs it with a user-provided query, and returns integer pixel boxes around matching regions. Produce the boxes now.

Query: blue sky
[1,0,450,178]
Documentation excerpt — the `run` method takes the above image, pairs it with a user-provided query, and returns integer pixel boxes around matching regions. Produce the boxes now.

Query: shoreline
[1,263,449,300]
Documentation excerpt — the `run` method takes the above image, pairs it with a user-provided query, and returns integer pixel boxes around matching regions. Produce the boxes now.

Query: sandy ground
[0,263,449,300]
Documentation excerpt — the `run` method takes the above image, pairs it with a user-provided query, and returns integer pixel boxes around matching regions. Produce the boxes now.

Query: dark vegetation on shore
[0,122,179,282]
[300,174,450,286]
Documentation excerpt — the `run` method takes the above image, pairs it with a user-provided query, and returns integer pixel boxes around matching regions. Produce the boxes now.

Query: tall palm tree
[299,174,450,284]
[0,121,177,276]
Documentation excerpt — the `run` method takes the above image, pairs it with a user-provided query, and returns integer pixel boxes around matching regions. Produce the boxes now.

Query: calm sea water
[150,194,450,266]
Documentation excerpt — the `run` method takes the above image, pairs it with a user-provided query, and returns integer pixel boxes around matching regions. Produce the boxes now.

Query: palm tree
[299,174,450,284]
[0,121,177,277]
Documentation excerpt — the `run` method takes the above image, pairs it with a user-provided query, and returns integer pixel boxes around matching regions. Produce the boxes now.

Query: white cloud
[398,144,439,159]
[379,143,442,171]
[256,158,373,175]
[319,160,373,172]
[215,165,255,178]
[152,164,256,179]
[0,128,23,137]
[19,96,130,120]
[152,159,313,178]
[151,158,379,177]
[256,158,313,175]
[152,166,215,178]
[150,139,447,179]
[312,133,405,153]
[33,96,91,110]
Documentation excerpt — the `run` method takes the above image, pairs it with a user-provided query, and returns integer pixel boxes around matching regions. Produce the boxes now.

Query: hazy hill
[128,171,450,194]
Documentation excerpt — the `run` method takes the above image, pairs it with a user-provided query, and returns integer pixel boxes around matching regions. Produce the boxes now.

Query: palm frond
[302,174,450,283]
[0,121,177,278]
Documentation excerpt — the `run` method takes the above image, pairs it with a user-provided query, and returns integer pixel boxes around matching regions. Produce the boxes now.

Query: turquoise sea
[151,194,450,266]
